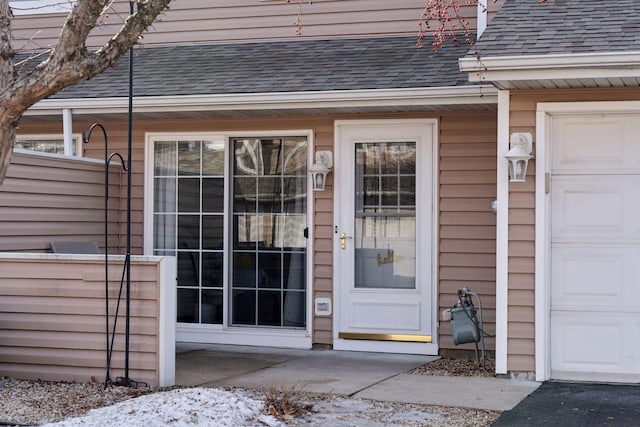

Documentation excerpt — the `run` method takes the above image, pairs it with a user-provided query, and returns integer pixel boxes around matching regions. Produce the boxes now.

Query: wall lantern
[505,132,533,183]
[309,150,333,191]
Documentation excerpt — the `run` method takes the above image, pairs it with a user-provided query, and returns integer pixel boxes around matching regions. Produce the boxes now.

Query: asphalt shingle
[44,36,474,99]
[474,0,640,58]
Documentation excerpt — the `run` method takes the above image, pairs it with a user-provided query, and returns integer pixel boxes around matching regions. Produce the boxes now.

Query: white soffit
[459,51,640,89]
[25,87,498,116]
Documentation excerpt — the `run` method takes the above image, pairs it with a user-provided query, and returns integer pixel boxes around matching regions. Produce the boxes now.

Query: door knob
[339,232,352,249]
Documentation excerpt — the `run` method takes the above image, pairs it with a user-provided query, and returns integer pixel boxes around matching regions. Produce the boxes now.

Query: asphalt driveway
[492,381,640,426]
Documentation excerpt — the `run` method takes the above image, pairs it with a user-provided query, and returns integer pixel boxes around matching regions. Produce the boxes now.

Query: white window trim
[10,0,74,16]
[15,133,83,157]
[144,130,315,348]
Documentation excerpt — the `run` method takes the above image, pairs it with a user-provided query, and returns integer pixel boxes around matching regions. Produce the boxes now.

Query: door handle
[339,232,352,250]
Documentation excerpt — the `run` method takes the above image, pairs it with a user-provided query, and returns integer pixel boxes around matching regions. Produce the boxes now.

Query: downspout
[62,108,74,155]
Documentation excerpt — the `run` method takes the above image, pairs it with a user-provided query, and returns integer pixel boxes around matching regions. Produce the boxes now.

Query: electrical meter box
[450,306,480,345]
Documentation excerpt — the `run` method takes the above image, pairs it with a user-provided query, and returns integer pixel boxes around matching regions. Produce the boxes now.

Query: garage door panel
[551,245,640,307]
[551,312,640,380]
[551,313,623,370]
[551,176,640,241]
[552,115,640,172]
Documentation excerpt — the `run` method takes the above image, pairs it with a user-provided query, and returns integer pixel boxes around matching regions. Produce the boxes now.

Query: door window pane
[203,178,224,212]
[177,289,198,323]
[202,139,225,176]
[177,252,199,286]
[178,141,201,175]
[153,214,175,250]
[178,178,200,212]
[202,289,223,324]
[354,142,416,289]
[154,141,176,176]
[202,252,223,287]
[154,178,176,212]
[178,215,200,250]
[202,216,224,250]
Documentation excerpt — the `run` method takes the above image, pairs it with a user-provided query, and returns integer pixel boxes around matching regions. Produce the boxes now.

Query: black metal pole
[124,0,134,384]
[82,123,111,388]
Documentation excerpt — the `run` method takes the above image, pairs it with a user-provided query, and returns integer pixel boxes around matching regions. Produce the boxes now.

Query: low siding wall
[0,254,175,387]
[0,151,123,253]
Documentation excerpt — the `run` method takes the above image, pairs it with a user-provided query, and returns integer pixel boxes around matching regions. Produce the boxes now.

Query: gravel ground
[286,393,499,426]
[410,356,496,377]
[0,358,500,426]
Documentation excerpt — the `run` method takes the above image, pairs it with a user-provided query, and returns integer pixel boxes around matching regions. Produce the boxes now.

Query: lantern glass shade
[310,168,328,191]
[505,133,533,183]
[309,151,332,191]
[507,157,529,182]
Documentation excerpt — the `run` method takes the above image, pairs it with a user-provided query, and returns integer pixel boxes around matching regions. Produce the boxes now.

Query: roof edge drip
[460,51,640,72]
[26,86,498,116]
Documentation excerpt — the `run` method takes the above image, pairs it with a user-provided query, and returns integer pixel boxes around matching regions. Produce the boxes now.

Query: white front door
[549,112,640,382]
[333,120,437,355]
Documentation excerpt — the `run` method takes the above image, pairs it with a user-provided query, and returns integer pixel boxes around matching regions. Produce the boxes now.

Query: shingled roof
[474,0,640,58]
[49,36,473,100]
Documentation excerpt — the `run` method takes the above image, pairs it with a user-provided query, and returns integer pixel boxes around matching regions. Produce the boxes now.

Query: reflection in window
[152,135,308,329]
[354,142,417,289]
[15,136,80,156]
[231,137,307,328]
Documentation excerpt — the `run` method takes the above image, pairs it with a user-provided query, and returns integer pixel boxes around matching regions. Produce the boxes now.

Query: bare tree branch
[0,0,172,182]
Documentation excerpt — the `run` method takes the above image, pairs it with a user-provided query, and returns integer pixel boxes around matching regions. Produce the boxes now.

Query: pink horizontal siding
[0,255,172,387]
[0,152,123,253]
[12,0,503,50]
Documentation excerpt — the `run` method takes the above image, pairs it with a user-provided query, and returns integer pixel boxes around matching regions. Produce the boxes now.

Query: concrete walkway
[176,344,540,412]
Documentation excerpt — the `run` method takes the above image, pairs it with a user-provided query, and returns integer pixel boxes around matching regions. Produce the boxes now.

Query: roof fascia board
[460,51,640,72]
[459,51,640,82]
[25,87,497,116]
[465,67,640,84]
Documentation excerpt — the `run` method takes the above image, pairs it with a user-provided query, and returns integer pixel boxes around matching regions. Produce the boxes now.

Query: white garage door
[550,112,640,383]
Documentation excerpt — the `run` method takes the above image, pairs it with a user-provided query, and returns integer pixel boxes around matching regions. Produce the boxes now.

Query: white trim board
[177,326,312,349]
[495,90,510,375]
[158,255,177,387]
